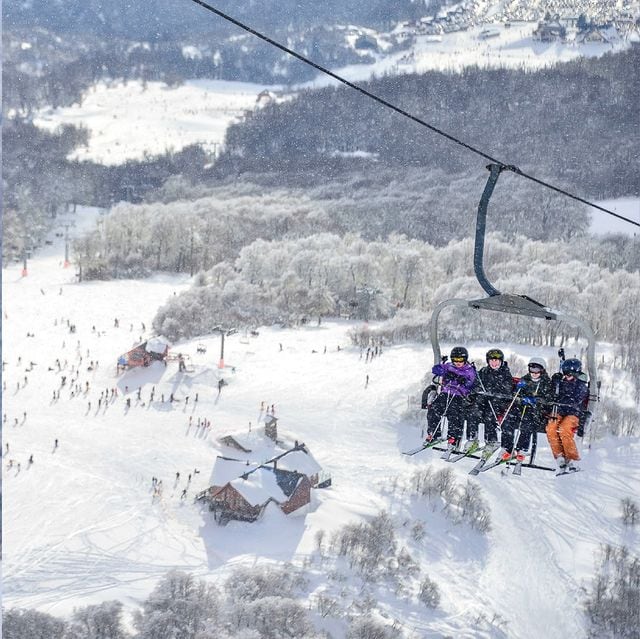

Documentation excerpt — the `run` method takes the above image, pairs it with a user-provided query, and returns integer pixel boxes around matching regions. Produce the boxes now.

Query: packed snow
[33,80,276,165]
[3,208,639,637]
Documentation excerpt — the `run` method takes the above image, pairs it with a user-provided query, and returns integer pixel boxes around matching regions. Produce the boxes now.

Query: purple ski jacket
[432,361,476,397]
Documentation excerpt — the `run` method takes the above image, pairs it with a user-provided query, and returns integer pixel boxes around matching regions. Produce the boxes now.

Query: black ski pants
[500,407,539,452]
[500,406,534,452]
[427,393,469,442]
[468,398,503,443]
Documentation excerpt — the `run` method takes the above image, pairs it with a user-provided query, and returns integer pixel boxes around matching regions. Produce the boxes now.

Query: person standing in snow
[425,346,476,445]
[502,357,553,459]
[546,358,588,472]
[469,349,515,450]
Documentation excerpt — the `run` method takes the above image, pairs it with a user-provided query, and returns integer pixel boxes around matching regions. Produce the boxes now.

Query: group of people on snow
[422,346,589,472]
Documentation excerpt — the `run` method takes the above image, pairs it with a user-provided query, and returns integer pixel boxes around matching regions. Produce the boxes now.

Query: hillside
[216,49,640,200]
[2,208,639,637]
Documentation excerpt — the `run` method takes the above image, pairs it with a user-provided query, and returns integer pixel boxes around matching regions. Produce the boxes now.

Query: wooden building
[117,336,170,370]
[198,443,323,524]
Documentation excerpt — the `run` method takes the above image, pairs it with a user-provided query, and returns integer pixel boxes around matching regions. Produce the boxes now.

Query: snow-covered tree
[2,608,67,639]
[133,570,220,639]
[65,601,129,639]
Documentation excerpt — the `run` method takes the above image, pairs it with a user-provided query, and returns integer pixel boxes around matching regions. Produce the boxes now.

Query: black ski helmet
[561,358,582,375]
[450,346,468,362]
[486,348,504,362]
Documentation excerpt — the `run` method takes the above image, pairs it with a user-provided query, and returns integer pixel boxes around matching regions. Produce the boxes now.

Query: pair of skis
[405,438,481,462]
[468,444,505,475]
[469,444,531,475]
[402,437,447,456]
[442,439,481,463]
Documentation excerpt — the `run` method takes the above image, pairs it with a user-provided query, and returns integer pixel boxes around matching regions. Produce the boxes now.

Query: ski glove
[516,380,527,389]
[522,396,537,406]
[432,364,445,376]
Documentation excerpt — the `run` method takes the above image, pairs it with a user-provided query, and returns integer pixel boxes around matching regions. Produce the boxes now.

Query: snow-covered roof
[273,449,322,476]
[212,457,259,486]
[146,336,171,354]
[219,430,274,453]
[230,467,287,506]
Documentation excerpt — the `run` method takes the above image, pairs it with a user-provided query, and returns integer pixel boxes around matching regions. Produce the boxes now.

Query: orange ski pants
[546,414,581,461]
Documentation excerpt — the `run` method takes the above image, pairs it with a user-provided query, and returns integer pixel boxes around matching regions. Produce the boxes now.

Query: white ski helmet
[528,356,547,370]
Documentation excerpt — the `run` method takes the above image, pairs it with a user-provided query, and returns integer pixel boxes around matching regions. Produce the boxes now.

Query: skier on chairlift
[469,348,514,453]
[504,356,553,460]
[425,346,476,446]
[546,358,588,473]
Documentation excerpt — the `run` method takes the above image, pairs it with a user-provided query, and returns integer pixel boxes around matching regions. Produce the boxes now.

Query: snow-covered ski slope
[3,208,639,637]
[33,80,275,166]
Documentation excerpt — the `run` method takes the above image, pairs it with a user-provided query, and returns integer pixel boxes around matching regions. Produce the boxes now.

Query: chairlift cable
[187,0,639,229]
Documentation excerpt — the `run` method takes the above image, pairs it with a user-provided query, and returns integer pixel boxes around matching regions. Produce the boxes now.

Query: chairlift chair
[429,164,600,453]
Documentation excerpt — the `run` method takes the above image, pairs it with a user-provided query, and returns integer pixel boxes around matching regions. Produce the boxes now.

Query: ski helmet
[486,348,504,362]
[528,356,547,371]
[561,358,582,375]
[450,346,468,362]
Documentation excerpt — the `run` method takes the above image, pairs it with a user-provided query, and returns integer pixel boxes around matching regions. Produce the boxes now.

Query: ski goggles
[528,364,544,373]
[451,356,467,363]
[486,350,503,360]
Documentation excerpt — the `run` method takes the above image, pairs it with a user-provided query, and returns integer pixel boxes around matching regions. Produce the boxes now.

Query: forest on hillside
[216,49,639,200]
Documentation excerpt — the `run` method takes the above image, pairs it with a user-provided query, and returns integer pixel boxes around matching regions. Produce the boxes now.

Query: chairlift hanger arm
[474,163,519,298]
[472,164,558,319]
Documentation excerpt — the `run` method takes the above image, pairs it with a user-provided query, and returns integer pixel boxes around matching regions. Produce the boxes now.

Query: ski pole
[499,387,522,428]
[471,364,501,430]
[427,391,454,441]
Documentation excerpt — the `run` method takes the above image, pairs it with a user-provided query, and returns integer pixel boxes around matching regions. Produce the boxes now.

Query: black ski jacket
[518,372,553,406]
[473,363,514,411]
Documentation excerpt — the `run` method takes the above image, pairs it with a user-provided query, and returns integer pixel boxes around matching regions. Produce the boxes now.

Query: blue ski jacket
[551,373,588,417]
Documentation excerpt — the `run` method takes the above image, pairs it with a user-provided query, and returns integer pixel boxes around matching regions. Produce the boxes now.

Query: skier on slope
[469,349,515,452]
[546,358,588,473]
[503,356,553,459]
[425,346,476,446]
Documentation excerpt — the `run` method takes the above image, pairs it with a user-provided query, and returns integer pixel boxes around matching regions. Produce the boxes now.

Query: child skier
[504,357,553,460]
[469,349,515,451]
[425,346,476,446]
[546,358,588,472]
